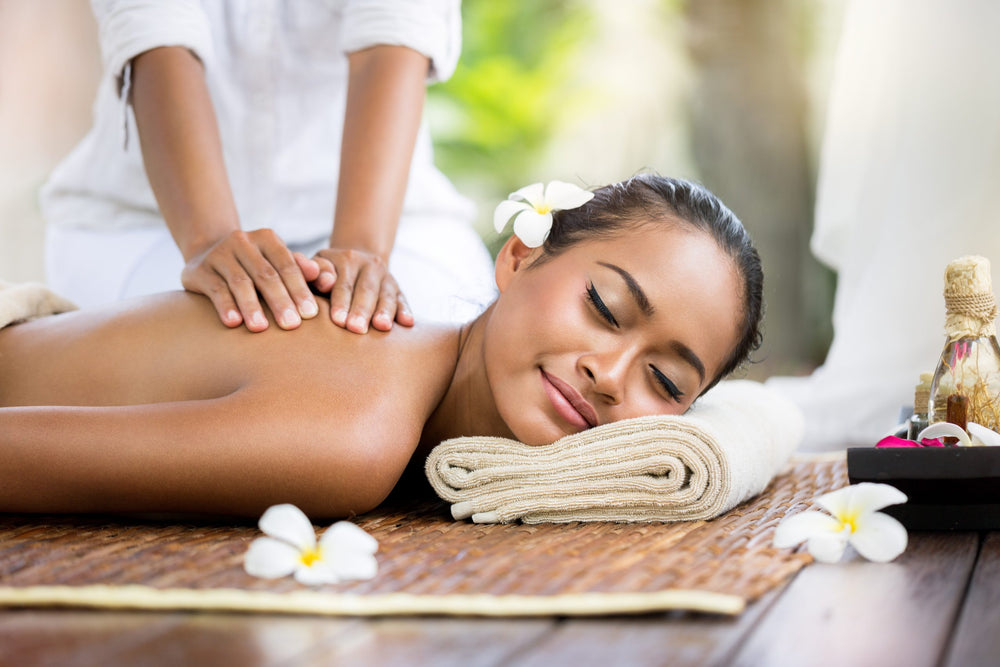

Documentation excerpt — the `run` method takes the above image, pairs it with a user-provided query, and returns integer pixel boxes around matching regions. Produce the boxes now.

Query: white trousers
[46,217,497,325]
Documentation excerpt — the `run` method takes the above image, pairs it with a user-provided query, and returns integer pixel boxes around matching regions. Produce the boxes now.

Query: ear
[494,235,538,293]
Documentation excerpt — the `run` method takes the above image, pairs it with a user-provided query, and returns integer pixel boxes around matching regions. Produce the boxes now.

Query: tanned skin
[0,228,744,519]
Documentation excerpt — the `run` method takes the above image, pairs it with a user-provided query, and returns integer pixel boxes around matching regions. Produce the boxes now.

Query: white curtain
[768,0,1000,450]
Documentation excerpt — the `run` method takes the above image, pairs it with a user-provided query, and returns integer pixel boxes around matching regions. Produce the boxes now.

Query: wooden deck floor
[1,531,997,666]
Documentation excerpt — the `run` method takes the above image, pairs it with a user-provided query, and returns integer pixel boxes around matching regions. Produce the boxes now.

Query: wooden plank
[297,618,556,667]
[0,609,181,665]
[503,586,785,667]
[730,532,979,667]
[944,532,1000,667]
[111,613,363,666]
[0,610,549,667]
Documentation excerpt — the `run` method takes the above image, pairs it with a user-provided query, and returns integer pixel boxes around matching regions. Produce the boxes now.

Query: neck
[420,304,514,449]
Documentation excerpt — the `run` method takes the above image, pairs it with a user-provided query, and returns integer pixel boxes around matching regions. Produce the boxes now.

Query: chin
[508,418,577,447]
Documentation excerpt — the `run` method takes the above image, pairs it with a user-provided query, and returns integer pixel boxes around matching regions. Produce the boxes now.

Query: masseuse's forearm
[331,46,430,258]
[131,46,240,261]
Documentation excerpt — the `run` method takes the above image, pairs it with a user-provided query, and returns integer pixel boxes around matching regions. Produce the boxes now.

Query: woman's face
[483,222,744,446]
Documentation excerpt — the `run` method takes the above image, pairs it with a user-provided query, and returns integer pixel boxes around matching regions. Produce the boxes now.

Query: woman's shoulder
[249,297,461,424]
[274,297,461,372]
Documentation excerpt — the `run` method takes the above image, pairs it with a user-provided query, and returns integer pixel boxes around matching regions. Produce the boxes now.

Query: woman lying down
[0,174,763,517]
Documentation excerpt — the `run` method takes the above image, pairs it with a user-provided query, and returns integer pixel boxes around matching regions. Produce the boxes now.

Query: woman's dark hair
[541,173,763,388]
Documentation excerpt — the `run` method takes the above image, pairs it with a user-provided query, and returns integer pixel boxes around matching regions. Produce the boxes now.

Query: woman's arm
[0,388,410,517]
[313,45,430,333]
[130,46,320,332]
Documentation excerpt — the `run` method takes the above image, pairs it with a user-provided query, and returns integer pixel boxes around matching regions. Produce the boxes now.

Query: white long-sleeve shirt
[41,0,474,245]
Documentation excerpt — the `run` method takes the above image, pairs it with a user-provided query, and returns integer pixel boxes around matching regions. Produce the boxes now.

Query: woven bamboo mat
[0,456,846,617]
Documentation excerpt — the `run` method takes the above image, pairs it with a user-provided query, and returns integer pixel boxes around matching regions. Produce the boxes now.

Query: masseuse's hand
[181,229,321,332]
[311,247,413,333]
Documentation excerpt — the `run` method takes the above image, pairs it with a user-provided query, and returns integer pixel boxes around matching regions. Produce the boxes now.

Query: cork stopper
[943,255,998,339]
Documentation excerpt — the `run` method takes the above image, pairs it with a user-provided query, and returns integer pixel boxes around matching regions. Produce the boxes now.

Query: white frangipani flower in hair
[773,483,908,564]
[244,504,378,585]
[493,181,594,247]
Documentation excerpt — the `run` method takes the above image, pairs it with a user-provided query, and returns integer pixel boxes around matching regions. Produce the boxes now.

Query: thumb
[293,252,321,281]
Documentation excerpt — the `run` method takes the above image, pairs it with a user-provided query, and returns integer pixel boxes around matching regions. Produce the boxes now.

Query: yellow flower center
[299,547,322,567]
[533,203,552,215]
[839,514,858,534]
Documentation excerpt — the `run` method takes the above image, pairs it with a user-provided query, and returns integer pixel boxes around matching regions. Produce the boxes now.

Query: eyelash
[586,282,619,328]
[586,283,683,403]
[650,365,685,402]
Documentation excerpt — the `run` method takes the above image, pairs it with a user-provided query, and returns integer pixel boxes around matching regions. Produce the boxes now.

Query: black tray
[846,447,1000,530]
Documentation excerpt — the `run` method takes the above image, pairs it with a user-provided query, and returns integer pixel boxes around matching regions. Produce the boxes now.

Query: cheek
[495,276,586,353]
[482,279,593,445]
[616,388,687,422]
[480,291,546,415]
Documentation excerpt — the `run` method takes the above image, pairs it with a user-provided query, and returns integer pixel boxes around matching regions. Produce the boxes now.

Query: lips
[540,369,599,429]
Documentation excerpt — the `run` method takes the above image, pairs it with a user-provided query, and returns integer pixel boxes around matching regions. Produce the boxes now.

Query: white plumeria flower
[493,180,594,247]
[919,421,1000,446]
[244,504,378,585]
[773,483,908,564]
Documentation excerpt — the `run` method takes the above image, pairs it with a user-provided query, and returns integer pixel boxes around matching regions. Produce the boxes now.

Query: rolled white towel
[0,281,77,329]
[425,380,804,524]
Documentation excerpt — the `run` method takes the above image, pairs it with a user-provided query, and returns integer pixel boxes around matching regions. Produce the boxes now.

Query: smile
[540,369,599,429]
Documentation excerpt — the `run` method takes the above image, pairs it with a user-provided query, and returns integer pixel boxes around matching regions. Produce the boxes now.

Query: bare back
[0,292,460,516]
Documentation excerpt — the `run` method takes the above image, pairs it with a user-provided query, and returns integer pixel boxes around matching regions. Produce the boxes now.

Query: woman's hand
[319,46,427,335]
[311,247,413,333]
[131,48,321,334]
[181,229,321,332]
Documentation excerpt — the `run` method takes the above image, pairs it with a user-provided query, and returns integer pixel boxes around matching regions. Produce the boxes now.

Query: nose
[579,347,633,405]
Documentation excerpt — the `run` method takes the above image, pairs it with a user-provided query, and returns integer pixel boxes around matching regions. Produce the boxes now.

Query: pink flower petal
[876,436,919,448]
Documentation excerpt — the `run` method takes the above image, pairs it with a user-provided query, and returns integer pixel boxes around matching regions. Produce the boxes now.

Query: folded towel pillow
[0,281,77,329]
[425,380,804,523]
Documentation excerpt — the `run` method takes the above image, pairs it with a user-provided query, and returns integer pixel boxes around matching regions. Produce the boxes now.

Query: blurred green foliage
[427,0,593,248]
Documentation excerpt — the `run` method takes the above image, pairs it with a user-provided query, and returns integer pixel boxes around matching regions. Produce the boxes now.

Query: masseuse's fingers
[312,248,412,333]
[219,230,301,331]
[366,271,412,331]
[346,260,387,333]
[182,246,265,331]
[325,253,361,330]
[311,255,338,293]
[181,259,246,329]
[293,252,322,284]
[395,292,414,327]
[252,238,321,329]
[181,229,318,332]
[211,253,272,331]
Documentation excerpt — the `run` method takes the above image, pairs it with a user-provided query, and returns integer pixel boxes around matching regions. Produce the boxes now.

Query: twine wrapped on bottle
[929,255,1000,432]
[943,256,998,340]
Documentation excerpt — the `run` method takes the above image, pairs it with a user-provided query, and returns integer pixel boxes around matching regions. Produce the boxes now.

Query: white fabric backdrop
[768,0,1000,450]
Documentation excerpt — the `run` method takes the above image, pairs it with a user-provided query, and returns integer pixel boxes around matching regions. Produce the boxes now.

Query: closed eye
[650,364,684,402]
[586,283,619,328]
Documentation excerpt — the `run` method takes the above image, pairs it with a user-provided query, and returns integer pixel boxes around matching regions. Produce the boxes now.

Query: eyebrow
[672,341,706,384]
[597,261,706,384]
[598,262,654,317]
